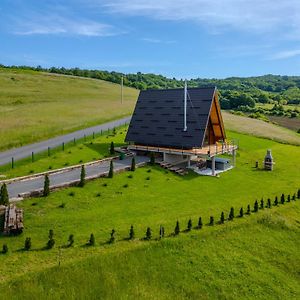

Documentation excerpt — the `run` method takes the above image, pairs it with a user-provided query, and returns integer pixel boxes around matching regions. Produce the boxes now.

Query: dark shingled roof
[125,87,216,149]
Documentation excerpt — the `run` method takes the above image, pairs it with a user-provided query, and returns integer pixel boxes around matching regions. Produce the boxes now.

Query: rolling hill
[0,68,138,151]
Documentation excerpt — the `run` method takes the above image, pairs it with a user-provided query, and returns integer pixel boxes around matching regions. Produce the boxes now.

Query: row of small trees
[2,189,300,254]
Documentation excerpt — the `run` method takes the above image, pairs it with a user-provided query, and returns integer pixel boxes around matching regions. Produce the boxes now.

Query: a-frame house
[125,86,237,176]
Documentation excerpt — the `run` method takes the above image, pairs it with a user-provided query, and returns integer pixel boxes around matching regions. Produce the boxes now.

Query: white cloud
[141,38,176,44]
[13,14,121,37]
[269,49,300,60]
[97,0,300,35]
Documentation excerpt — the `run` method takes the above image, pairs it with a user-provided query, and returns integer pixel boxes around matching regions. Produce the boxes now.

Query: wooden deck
[3,205,24,235]
[128,141,238,158]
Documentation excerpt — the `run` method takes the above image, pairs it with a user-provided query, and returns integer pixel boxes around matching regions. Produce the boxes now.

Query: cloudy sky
[1,0,300,78]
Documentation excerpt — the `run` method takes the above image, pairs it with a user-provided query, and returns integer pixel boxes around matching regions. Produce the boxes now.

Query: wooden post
[211,156,216,176]
[31,152,34,163]
[62,142,65,151]
[73,138,76,145]
[11,157,14,169]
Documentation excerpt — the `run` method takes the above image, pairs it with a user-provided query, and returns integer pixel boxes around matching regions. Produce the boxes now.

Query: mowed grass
[0,131,299,297]
[0,126,127,179]
[223,111,300,145]
[0,68,138,150]
[0,201,299,299]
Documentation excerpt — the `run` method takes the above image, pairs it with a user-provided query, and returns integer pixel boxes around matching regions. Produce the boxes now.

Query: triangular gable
[202,90,226,146]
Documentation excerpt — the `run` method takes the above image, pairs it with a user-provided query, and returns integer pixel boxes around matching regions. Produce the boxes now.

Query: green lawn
[0,68,138,151]
[0,130,299,299]
[0,126,128,179]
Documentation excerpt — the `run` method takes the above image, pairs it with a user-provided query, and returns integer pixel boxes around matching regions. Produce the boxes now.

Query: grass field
[0,68,138,151]
[222,111,300,145]
[0,129,299,298]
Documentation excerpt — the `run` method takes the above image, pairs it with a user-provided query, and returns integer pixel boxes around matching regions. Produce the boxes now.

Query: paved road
[0,116,131,167]
[7,155,148,199]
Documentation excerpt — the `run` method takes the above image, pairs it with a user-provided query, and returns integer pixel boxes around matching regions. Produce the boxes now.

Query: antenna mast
[183,80,187,131]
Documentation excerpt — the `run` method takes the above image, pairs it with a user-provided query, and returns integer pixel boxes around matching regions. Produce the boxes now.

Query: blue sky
[1,0,300,78]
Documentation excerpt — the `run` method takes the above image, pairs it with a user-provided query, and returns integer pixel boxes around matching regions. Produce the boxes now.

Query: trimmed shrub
[209,216,214,226]
[129,225,135,240]
[130,157,136,171]
[159,226,165,239]
[187,219,192,231]
[292,194,296,201]
[174,221,180,235]
[281,194,285,204]
[260,199,264,209]
[68,234,74,247]
[109,229,115,244]
[78,165,86,187]
[110,141,115,155]
[297,189,300,199]
[88,234,95,246]
[145,227,152,240]
[239,207,244,217]
[254,200,259,212]
[274,196,278,206]
[220,212,225,224]
[24,237,31,251]
[287,195,291,203]
[2,244,8,254]
[267,198,271,208]
[246,205,251,215]
[0,183,9,206]
[108,160,114,178]
[228,207,234,220]
[43,175,50,197]
[197,217,203,229]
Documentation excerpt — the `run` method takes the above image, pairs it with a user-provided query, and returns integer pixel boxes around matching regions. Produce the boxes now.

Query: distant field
[0,68,138,151]
[268,115,300,131]
[256,103,300,110]
[223,111,300,145]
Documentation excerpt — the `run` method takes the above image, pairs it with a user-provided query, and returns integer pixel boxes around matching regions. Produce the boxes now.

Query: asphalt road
[0,116,131,167]
[7,155,148,199]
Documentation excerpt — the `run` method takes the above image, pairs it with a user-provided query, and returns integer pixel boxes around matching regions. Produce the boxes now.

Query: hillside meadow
[0,129,299,298]
[0,68,138,151]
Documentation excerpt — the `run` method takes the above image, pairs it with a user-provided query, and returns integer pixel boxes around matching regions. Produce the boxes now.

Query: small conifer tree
[145,227,152,240]
[79,165,86,187]
[159,226,165,239]
[247,204,251,214]
[24,237,31,251]
[287,195,291,202]
[187,219,192,231]
[292,194,296,201]
[110,141,115,155]
[197,217,203,229]
[220,212,225,224]
[274,196,278,206]
[47,229,55,249]
[239,207,244,218]
[267,198,271,208]
[281,193,285,204]
[109,229,115,244]
[297,189,300,199]
[68,234,74,247]
[254,200,259,212]
[174,221,180,235]
[43,175,50,197]
[150,152,155,165]
[2,244,8,254]
[260,199,264,209]
[108,160,114,178]
[130,157,136,171]
[0,183,9,206]
[129,225,135,240]
[228,207,234,220]
[209,216,214,226]
[88,233,95,246]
